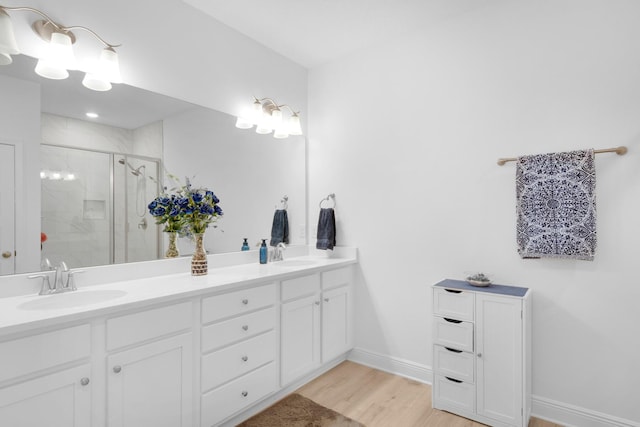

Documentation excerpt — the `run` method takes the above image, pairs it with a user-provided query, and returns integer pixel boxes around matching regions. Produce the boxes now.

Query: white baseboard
[532,395,640,427]
[347,347,433,384]
[348,347,638,427]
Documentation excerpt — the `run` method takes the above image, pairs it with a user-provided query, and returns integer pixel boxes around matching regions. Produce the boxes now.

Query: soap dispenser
[241,238,250,251]
[259,239,268,264]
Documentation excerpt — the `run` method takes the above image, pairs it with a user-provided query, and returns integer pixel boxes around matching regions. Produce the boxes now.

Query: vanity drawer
[281,274,320,301]
[433,316,474,352]
[433,374,475,413]
[106,302,192,351]
[0,324,90,383]
[201,361,276,426]
[433,288,474,321]
[321,267,352,290]
[201,331,276,392]
[202,307,276,352]
[433,345,474,383]
[202,283,276,323]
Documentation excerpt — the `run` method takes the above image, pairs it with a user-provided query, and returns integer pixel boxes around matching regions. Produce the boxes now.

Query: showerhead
[119,158,145,176]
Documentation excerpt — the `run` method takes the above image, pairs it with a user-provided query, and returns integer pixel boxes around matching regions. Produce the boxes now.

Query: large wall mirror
[0,55,306,276]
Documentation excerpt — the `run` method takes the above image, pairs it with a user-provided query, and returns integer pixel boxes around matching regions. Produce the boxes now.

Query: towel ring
[276,195,288,210]
[319,193,336,209]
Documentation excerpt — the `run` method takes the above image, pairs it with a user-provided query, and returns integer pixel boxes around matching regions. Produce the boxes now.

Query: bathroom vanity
[432,279,532,427]
[0,248,356,427]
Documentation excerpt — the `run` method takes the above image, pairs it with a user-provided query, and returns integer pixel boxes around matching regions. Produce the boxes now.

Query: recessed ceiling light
[86,112,99,118]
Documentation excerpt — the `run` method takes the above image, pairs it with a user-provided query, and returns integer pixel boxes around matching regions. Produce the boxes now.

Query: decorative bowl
[467,279,491,287]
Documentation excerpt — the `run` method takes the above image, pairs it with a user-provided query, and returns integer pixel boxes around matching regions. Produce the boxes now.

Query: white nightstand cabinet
[432,279,531,427]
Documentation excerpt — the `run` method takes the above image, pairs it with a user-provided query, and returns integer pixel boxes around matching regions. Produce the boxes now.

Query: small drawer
[0,324,90,383]
[201,362,277,426]
[281,274,320,301]
[433,316,474,352]
[433,345,474,383]
[434,374,475,413]
[433,288,474,321]
[202,283,276,323]
[202,307,276,353]
[106,302,192,351]
[202,331,276,392]
[321,267,352,290]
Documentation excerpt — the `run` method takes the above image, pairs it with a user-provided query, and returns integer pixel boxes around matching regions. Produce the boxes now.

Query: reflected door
[0,143,15,275]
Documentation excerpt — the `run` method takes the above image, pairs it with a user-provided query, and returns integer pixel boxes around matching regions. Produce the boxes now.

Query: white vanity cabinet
[106,302,194,427]
[432,279,531,427]
[280,266,354,386]
[200,283,278,427]
[0,325,92,426]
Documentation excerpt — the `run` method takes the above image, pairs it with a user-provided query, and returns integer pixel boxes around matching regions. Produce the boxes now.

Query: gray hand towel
[316,208,336,250]
[270,209,289,246]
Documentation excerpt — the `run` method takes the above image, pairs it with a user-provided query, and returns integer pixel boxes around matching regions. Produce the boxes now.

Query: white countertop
[0,254,357,337]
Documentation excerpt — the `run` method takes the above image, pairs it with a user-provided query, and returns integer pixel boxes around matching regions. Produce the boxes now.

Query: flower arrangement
[148,176,223,235]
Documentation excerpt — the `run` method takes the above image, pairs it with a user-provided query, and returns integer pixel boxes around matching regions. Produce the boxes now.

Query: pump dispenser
[241,238,250,251]
[259,239,268,264]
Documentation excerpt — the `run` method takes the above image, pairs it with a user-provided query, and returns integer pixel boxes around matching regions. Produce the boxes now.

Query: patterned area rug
[237,393,365,427]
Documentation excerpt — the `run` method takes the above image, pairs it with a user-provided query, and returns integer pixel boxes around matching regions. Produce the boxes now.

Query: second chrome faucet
[28,261,85,295]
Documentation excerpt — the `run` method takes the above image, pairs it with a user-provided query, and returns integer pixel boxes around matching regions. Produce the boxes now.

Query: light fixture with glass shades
[236,97,303,139]
[0,5,122,91]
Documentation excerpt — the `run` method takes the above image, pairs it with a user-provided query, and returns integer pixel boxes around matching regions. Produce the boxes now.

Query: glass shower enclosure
[40,145,161,269]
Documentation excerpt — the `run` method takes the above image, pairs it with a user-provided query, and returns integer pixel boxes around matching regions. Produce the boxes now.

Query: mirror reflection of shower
[41,145,161,269]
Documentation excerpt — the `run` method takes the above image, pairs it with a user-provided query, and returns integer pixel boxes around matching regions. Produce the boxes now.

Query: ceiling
[182,0,498,69]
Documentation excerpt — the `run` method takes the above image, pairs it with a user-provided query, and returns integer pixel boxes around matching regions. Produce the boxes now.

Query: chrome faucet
[28,262,85,295]
[270,242,287,262]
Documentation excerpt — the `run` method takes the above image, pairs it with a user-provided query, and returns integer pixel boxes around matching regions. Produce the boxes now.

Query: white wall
[308,0,640,425]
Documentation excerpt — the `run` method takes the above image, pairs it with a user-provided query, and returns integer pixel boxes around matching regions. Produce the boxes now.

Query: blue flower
[214,205,223,215]
[192,192,204,204]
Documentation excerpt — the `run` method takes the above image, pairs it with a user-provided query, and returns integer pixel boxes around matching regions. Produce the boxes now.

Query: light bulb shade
[97,47,121,83]
[0,9,20,64]
[235,116,254,129]
[0,8,20,65]
[273,126,289,139]
[0,52,12,66]
[255,113,273,134]
[35,32,75,80]
[287,114,303,135]
[251,100,262,124]
[271,109,283,129]
[82,72,112,91]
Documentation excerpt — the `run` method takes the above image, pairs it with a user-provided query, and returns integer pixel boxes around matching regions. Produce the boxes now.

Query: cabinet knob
[1,251,11,259]
[242,325,249,331]
[241,355,248,362]
[477,353,482,358]
[324,298,329,302]
[242,299,249,305]
[113,365,122,373]
[241,391,248,397]
[315,301,320,306]
[80,377,90,386]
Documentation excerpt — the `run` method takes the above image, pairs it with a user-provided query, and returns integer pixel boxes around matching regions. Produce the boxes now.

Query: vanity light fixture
[0,5,122,91]
[235,97,303,138]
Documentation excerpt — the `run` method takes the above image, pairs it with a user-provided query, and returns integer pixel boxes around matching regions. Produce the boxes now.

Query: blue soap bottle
[241,238,250,251]
[259,239,268,264]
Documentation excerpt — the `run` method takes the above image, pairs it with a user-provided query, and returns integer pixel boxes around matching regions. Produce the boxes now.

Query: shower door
[41,146,161,269]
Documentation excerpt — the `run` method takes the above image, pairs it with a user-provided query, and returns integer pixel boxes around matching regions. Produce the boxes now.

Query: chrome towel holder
[319,193,336,209]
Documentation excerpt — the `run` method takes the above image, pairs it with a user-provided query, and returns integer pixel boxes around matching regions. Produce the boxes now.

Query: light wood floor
[296,361,562,427]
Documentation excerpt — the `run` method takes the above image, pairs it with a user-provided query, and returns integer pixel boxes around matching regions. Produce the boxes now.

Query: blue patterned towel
[516,149,596,260]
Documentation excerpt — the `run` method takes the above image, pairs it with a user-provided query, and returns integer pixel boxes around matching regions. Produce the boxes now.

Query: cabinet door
[107,333,192,427]
[322,285,352,362]
[0,364,91,427]
[281,294,321,386]
[476,293,523,426]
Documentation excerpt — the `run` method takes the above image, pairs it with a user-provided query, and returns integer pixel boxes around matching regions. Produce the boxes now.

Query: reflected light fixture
[0,5,122,91]
[236,97,303,139]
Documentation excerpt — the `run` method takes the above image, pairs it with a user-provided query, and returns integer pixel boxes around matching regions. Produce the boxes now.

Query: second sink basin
[19,289,128,311]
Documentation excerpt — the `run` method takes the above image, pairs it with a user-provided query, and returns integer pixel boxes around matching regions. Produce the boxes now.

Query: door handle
[2,251,11,259]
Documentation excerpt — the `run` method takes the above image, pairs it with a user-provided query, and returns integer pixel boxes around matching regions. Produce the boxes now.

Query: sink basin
[274,259,318,268]
[19,289,128,311]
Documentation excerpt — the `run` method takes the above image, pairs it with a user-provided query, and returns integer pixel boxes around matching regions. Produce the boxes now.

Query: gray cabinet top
[434,278,529,297]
